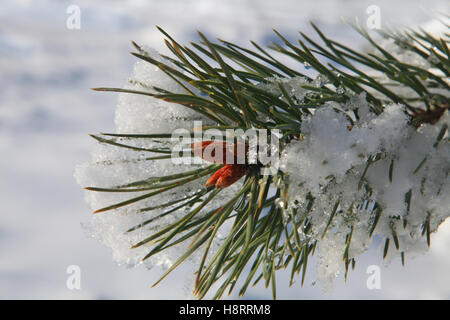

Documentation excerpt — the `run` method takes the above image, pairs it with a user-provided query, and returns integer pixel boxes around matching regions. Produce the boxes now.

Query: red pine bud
[205,164,248,188]
[205,165,227,187]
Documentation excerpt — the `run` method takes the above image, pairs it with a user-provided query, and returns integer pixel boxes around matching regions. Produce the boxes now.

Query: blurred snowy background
[1,0,449,299]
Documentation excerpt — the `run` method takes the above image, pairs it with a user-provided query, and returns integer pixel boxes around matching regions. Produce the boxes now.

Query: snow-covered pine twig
[75,20,449,299]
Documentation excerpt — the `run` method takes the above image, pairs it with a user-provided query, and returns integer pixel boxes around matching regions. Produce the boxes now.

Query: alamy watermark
[171,121,280,174]
[66,5,81,30]
[366,5,381,30]
[66,265,81,290]
[366,264,381,290]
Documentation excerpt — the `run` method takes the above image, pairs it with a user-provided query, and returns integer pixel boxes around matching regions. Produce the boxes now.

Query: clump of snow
[281,97,449,289]
[116,47,213,133]
[262,21,450,290]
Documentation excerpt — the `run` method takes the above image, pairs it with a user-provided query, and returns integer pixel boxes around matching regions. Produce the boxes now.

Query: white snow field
[1,0,449,299]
